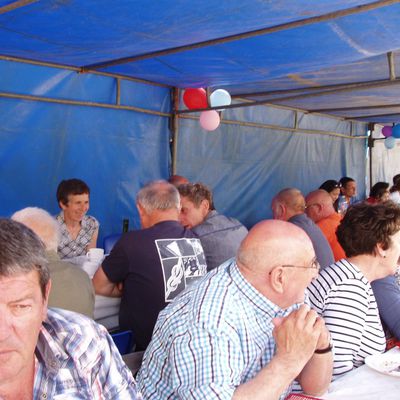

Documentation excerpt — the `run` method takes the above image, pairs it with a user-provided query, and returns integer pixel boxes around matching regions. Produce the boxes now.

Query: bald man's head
[237,219,316,308]
[271,188,306,221]
[237,219,314,274]
[305,189,336,223]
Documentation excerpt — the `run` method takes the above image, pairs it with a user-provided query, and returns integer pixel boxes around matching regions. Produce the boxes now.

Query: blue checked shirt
[33,308,140,399]
[137,258,300,400]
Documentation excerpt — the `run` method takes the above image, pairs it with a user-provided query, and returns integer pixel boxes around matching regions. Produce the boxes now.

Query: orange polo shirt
[317,213,346,261]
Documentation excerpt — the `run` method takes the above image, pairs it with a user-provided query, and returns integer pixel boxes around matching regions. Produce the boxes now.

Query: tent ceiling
[2,0,400,124]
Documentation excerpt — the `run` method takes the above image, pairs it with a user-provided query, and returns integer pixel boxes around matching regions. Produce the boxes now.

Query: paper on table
[286,394,323,399]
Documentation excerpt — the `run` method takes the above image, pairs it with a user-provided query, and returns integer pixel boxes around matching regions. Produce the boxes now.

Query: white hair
[12,207,60,252]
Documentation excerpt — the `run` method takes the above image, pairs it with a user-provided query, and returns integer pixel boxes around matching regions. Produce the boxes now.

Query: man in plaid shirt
[0,218,140,399]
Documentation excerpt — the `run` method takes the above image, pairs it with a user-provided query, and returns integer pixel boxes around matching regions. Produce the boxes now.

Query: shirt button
[42,394,47,399]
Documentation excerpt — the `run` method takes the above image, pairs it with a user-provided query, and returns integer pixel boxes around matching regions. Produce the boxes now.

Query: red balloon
[183,88,208,109]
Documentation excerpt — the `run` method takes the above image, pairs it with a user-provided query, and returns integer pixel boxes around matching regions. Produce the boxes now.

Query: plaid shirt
[33,308,140,399]
[57,212,99,259]
[137,259,300,400]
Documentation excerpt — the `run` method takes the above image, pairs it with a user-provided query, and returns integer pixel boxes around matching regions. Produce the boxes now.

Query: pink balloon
[199,111,220,131]
[382,126,393,137]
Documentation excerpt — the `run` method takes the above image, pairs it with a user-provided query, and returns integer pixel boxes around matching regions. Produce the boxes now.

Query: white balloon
[210,89,231,110]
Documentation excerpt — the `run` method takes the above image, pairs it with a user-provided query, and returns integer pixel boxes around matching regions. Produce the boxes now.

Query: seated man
[0,218,138,399]
[272,188,334,269]
[178,182,248,270]
[137,220,333,400]
[12,207,95,318]
[93,180,207,350]
[305,190,346,261]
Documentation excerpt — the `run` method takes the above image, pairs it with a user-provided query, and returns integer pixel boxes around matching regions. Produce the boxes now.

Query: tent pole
[368,123,375,192]
[171,88,180,175]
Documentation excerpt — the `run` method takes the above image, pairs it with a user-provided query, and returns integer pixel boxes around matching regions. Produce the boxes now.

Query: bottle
[122,219,129,233]
[337,195,348,215]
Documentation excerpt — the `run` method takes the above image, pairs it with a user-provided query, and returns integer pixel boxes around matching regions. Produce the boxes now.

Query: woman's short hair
[177,182,215,210]
[56,178,90,206]
[337,202,400,257]
[319,180,341,193]
[369,182,389,200]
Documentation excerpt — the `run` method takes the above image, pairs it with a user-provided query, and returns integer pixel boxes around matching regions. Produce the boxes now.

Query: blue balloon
[392,124,400,138]
[210,89,231,109]
[385,136,396,149]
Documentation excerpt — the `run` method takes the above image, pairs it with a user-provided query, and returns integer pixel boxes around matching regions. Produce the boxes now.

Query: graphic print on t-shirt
[155,238,207,302]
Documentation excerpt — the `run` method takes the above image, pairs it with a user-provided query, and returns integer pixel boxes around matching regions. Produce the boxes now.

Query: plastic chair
[122,351,145,377]
[103,233,122,254]
[111,330,134,355]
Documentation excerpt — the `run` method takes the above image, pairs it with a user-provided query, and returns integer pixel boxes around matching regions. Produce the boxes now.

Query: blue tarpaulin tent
[1,0,398,240]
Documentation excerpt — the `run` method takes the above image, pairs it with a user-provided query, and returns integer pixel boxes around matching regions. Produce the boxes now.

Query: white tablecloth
[324,348,400,400]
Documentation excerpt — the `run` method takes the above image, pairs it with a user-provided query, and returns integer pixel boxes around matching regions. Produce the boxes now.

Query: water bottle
[122,219,129,233]
[337,195,348,215]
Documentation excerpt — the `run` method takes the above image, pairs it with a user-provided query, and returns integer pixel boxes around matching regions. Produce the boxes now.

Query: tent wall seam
[0,91,171,117]
[179,114,367,139]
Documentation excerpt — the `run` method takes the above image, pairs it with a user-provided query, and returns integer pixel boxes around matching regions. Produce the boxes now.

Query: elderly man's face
[0,271,48,386]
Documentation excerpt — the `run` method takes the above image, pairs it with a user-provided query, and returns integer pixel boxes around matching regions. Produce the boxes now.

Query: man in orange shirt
[305,189,346,261]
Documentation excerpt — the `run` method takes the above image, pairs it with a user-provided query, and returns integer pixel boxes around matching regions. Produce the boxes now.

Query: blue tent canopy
[0,1,394,241]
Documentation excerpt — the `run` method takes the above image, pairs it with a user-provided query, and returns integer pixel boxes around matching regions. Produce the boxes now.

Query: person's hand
[272,304,323,375]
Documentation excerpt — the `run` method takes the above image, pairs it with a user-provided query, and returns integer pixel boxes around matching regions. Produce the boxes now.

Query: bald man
[305,190,346,261]
[137,220,333,400]
[272,188,334,269]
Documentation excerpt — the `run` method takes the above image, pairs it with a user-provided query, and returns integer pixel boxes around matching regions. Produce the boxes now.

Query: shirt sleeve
[92,327,140,399]
[102,236,130,283]
[321,281,369,377]
[372,275,400,340]
[169,323,244,400]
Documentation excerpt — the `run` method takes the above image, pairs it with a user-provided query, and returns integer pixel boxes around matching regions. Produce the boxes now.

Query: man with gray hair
[12,207,95,317]
[93,180,206,350]
[0,218,139,399]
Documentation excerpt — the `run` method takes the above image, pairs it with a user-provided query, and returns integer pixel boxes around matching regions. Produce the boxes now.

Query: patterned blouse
[56,212,99,259]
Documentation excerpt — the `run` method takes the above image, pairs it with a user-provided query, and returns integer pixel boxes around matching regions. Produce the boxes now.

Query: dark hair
[370,182,390,200]
[56,178,90,206]
[337,202,400,257]
[319,180,341,193]
[0,218,49,297]
[339,176,355,189]
[390,174,400,193]
[177,182,215,210]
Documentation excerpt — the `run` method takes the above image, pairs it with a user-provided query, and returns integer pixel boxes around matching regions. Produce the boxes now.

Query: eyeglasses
[281,257,320,271]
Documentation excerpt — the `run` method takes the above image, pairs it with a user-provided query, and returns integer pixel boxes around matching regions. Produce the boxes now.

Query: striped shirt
[33,308,139,399]
[307,259,386,380]
[57,212,99,259]
[137,259,300,400]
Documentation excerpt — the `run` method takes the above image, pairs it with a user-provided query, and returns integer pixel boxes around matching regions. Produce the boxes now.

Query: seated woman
[56,178,99,259]
[365,181,390,204]
[319,179,342,204]
[307,202,400,380]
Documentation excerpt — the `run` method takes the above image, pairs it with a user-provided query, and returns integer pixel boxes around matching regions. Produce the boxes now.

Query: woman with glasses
[307,202,400,381]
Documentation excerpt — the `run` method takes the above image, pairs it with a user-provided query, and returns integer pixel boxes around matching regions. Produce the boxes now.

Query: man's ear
[42,280,52,321]
[269,266,285,294]
[200,199,210,215]
[59,201,67,210]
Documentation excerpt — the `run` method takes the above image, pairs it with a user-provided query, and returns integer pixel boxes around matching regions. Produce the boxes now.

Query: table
[324,348,400,400]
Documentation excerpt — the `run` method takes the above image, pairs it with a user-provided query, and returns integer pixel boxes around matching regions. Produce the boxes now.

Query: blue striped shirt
[33,308,140,399]
[137,259,299,400]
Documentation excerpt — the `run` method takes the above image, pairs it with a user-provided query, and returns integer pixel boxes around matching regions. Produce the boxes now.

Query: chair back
[103,233,122,254]
[122,351,145,376]
[111,330,134,355]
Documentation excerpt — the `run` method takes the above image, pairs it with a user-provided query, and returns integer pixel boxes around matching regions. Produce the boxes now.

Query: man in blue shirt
[137,219,333,400]
[0,218,139,399]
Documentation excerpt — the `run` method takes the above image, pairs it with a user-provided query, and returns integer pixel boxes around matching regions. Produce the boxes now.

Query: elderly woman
[56,178,99,259]
[307,202,400,380]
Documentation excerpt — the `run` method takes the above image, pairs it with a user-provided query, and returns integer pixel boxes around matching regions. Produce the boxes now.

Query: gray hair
[12,207,60,252]
[0,218,50,297]
[136,180,180,213]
